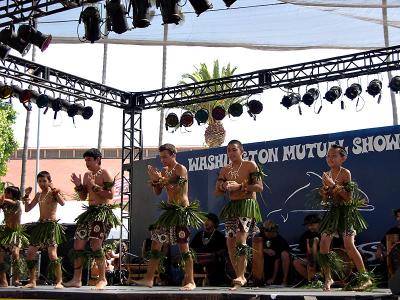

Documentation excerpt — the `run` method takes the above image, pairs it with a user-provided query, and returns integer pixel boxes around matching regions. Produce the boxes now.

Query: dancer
[0,186,28,287]
[134,143,205,290]
[65,148,120,290]
[215,140,263,290]
[23,171,66,289]
[318,144,371,291]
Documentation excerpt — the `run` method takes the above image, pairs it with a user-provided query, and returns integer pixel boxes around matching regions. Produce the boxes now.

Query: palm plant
[178,60,245,147]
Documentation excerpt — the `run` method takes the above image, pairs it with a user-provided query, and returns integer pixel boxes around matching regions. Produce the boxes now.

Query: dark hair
[83,148,102,165]
[228,140,244,151]
[4,186,21,200]
[303,213,321,225]
[263,220,279,232]
[206,213,219,227]
[330,144,347,157]
[159,143,176,155]
[37,170,52,182]
[394,208,400,217]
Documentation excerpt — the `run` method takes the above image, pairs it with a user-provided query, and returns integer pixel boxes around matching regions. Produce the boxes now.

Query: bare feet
[55,283,64,289]
[133,279,153,288]
[180,282,196,291]
[323,278,334,291]
[14,281,22,287]
[63,279,82,288]
[230,277,247,290]
[22,282,36,288]
[92,279,107,290]
[0,282,8,288]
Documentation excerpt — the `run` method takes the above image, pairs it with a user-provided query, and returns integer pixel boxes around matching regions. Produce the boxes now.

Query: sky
[7,43,399,150]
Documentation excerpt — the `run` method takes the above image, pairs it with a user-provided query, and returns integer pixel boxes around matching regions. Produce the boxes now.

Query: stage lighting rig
[80,4,102,43]
[157,0,182,25]
[344,83,362,100]
[106,0,129,34]
[211,106,226,121]
[324,86,342,103]
[180,111,194,127]
[302,88,319,106]
[188,0,213,16]
[0,28,30,56]
[17,25,52,52]
[389,76,400,93]
[195,109,209,125]
[131,0,151,28]
[281,93,300,109]
[366,79,382,97]
[228,103,243,117]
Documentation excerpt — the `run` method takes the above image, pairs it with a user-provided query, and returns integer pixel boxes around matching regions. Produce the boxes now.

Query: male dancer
[215,140,263,290]
[65,148,119,290]
[318,144,372,291]
[23,171,66,289]
[134,143,205,290]
[0,186,28,287]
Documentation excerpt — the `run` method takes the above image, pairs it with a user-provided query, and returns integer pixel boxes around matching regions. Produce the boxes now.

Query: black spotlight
[389,76,400,93]
[165,112,179,130]
[17,25,52,52]
[302,88,319,106]
[281,93,300,109]
[188,0,213,16]
[106,0,129,34]
[0,44,10,60]
[0,28,31,56]
[180,111,194,127]
[157,0,181,25]
[345,83,362,100]
[247,100,263,119]
[66,103,93,119]
[223,0,236,7]
[324,86,342,103]
[228,103,243,117]
[131,0,151,28]
[80,6,101,43]
[366,79,382,97]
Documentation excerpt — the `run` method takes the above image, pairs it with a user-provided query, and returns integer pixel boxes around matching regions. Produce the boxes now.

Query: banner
[171,125,400,259]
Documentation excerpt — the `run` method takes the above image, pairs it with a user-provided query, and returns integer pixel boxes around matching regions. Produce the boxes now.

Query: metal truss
[0,54,130,108]
[139,45,400,109]
[120,95,143,255]
[0,0,84,29]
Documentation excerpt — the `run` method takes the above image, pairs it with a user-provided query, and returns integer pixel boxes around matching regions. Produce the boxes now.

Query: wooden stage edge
[0,286,396,300]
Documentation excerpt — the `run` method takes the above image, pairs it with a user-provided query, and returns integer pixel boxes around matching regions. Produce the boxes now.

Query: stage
[0,286,395,300]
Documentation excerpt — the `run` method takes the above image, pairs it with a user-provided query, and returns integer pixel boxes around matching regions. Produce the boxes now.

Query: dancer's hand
[71,173,82,187]
[225,181,241,192]
[24,186,32,196]
[147,165,162,181]
[322,172,335,188]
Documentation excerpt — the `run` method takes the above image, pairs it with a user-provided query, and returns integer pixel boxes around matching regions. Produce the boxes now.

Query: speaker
[389,268,400,295]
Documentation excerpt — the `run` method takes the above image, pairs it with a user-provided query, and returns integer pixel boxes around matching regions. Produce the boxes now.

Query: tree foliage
[0,102,18,193]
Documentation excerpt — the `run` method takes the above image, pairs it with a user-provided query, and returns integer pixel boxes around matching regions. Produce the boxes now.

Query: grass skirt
[220,198,262,223]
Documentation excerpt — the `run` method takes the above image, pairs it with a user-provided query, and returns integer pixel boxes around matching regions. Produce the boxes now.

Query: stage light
[0,84,13,99]
[17,25,52,52]
[106,0,129,34]
[345,83,362,100]
[228,103,243,117]
[223,0,236,7]
[0,44,10,60]
[324,86,342,103]
[389,76,400,93]
[0,28,31,56]
[19,89,33,111]
[211,106,226,121]
[51,98,68,119]
[188,0,213,16]
[281,93,300,109]
[180,111,194,127]
[80,5,101,43]
[302,88,319,106]
[247,100,263,119]
[366,79,382,97]
[81,106,94,120]
[157,0,182,25]
[165,112,179,130]
[131,0,151,28]
[195,108,209,125]
[67,103,93,119]
[34,94,50,108]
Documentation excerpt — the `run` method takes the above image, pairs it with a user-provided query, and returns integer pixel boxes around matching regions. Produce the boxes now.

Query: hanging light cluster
[280,77,400,111]
[0,25,52,59]
[165,100,263,131]
[79,0,238,43]
[0,83,93,120]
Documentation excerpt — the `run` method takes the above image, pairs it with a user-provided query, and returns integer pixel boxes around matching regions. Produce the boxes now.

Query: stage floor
[0,286,396,300]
